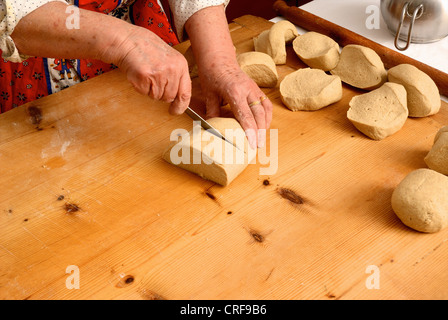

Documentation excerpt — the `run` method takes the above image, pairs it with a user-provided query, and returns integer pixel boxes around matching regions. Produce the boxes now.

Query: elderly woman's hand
[109,27,192,115]
[11,2,192,115]
[198,61,273,149]
[185,5,273,149]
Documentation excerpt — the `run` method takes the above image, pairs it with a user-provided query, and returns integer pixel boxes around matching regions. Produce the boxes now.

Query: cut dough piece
[434,125,448,143]
[253,20,298,65]
[391,169,448,233]
[237,52,278,88]
[388,64,441,117]
[279,68,342,111]
[424,126,448,175]
[292,31,340,71]
[253,30,270,54]
[330,44,387,90]
[162,117,256,186]
[347,82,408,140]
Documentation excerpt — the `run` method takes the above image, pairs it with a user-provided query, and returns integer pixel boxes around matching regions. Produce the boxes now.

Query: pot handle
[394,2,424,51]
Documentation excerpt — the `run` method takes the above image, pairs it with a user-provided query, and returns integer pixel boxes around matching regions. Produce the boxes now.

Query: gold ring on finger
[248,100,261,108]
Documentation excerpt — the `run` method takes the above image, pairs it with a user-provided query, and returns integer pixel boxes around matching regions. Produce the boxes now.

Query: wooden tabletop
[1,15,447,300]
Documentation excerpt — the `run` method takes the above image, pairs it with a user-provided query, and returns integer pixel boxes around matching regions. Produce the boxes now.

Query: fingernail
[258,129,266,148]
[246,129,257,150]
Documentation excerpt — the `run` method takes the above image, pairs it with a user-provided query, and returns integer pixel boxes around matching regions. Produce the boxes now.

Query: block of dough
[253,20,298,65]
[162,117,256,186]
[292,31,340,71]
[391,169,448,233]
[347,83,408,140]
[237,52,278,88]
[424,126,448,175]
[434,125,448,142]
[330,44,387,90]
[388,64,441,117]
[279,68,342,111]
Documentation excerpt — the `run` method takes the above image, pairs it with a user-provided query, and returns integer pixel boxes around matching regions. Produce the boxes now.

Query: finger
[250,105,267,148]
[231,102,258,150]
[261,95,273,129]
[162,77,178,103]
[127,71,152,96]
[247,97,266,148]
[149,75,166,101]
[169,72,192,115]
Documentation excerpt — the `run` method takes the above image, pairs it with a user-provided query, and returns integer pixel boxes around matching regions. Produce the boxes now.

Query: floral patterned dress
[0,0,179,113]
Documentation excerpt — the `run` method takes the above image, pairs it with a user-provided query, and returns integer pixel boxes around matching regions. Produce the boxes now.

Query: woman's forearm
[11,1,132,64]
[184,4,237,73]
[8,1,192,113]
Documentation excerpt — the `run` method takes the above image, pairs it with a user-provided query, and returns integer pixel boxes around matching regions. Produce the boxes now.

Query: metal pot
[380,0,448,50]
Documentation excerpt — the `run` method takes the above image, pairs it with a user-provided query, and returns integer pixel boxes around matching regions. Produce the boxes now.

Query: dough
[347,82,408,140]
[391,168,448,233]
[330,44,387,90]
[237,52,278,88]
[388,64,441,117]
[253,20,298,65]
[279,68,342,111]
[424,126,448,175]
[434,125,448,143]
[162,117,256,186]
[292,31,340,71]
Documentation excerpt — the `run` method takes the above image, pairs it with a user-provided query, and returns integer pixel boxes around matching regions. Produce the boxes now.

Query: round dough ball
[391,169,448,233]
[253,20,298,65]
[292,31,340,71]
[424,126,448,175]
[279,68,342,111]
[388,64,441,117]
[237,52,278,88]
[347,82,408,140]
[330,44,387,90]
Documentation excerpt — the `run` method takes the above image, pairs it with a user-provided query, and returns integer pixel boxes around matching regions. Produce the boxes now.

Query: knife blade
[185,107,240,150]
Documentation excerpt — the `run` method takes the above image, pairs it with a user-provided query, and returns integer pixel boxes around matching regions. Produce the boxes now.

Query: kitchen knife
[185,107,240,150]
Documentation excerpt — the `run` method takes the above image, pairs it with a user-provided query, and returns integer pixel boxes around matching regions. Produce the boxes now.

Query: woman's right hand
[109,27,192,115]
[11,2,191,114]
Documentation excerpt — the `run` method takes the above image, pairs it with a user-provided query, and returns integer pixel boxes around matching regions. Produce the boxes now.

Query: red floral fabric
[0,0,179,113]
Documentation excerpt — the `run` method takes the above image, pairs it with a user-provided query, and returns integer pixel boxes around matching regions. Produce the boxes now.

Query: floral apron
[0,0,178,113]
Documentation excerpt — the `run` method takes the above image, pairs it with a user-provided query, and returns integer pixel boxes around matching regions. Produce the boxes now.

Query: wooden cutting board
[0,15,447,300]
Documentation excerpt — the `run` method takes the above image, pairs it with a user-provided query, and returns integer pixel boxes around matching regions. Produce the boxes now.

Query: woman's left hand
[185,5,273,149]
[198,62,272,149]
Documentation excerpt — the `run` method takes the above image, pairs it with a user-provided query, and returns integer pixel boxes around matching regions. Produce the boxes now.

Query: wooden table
[1,15,447,300]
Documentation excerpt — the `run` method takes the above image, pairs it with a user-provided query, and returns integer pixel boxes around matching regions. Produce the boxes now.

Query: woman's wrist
[96,22,136,66]
[186,6,238,67]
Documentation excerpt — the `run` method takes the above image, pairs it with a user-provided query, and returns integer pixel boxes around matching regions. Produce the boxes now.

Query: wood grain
[273,0,448,97]
[0,15,447,300]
